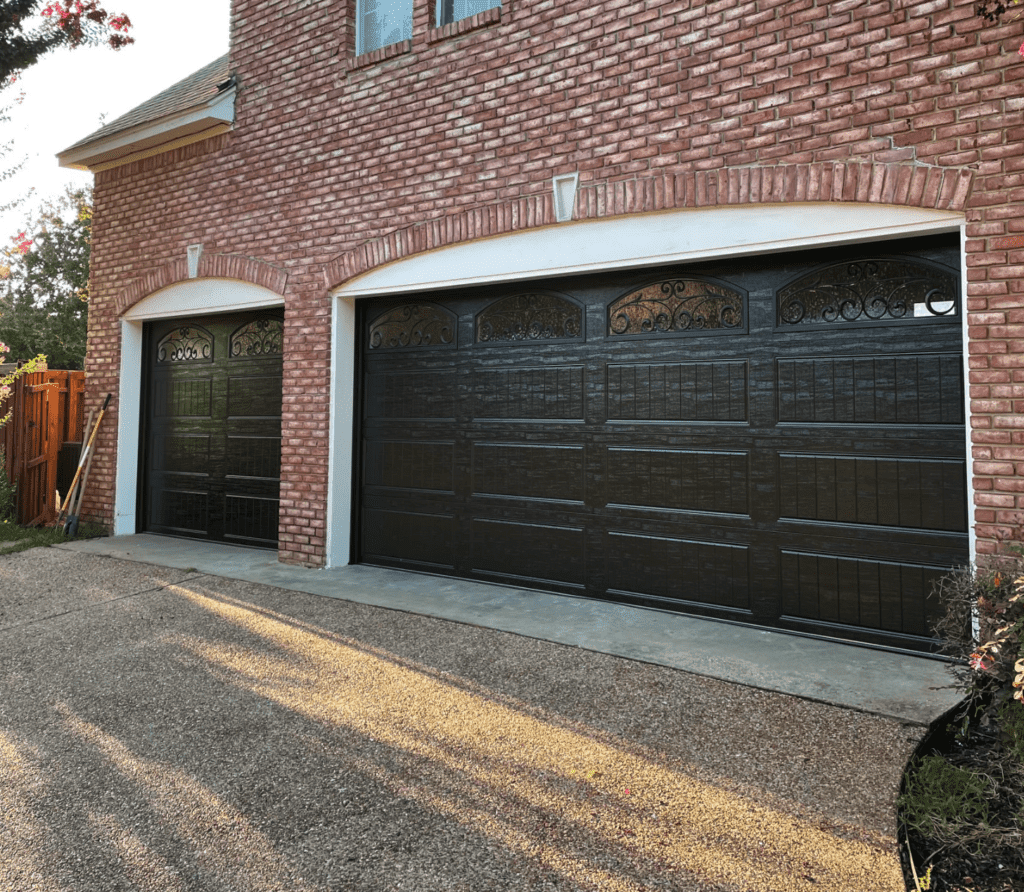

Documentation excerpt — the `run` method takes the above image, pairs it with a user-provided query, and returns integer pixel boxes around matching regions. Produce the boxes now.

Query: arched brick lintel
[323,162,974,290]
[115,254,289,317]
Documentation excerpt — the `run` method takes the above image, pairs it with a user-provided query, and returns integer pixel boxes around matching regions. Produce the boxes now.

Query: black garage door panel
[358,237,967,650]
[142,311,283,548]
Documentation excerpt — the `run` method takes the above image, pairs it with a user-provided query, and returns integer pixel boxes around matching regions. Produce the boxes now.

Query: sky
[1,0,232,240]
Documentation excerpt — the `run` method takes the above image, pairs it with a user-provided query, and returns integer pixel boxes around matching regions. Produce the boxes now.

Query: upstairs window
[358,0,413,55]
[436,0,500,27]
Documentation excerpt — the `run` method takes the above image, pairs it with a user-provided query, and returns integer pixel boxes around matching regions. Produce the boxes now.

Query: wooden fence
[1,371,86,526]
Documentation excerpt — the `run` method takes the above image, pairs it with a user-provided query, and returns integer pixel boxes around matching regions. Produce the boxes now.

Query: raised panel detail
[474,366,584,420]
[476,293,582,342]
[224,496,279,544]
[365,371,456,419]
[365,440,455,492]
[471,520,585,586]
[609,279,744,335]
[780,551,948,636]
[777,355,964,424]
[606,532,750,611]
[150,490,209,535]
[227,376,282,417]
[153,378,212,418]
[363,509,456,568]
[227,437,281,480]
[608,448,748,515]
[160,435,210,475]
[472,444,584,502]
[779,454,966,532]
[607,362,747,422]
[368,304,456,349]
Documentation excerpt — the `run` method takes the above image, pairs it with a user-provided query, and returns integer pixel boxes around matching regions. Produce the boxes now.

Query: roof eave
[57,85,236,172]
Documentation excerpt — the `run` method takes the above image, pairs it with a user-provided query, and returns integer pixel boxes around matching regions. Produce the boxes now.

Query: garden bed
[897,557,1024,892]
[899,699,1023,891]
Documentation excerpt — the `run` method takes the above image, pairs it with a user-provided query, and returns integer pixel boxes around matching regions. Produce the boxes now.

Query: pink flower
[10,232,32,254]
[1019,39,1024,59]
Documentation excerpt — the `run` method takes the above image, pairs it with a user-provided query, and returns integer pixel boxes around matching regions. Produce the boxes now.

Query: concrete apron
[58,534,964,726]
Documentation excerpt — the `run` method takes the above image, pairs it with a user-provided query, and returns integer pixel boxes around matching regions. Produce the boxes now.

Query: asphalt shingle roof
[64,54,232,152]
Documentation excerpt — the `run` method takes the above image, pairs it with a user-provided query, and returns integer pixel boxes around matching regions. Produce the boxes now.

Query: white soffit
[333,203,964,297]
[58,87,235,171]
[122,278,283,320]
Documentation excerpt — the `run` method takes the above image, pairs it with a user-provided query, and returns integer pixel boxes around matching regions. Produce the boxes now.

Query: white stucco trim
[334,203,964,297]
[326,296,356,566]
[325,202,970,569]
[113,278,284,537]
[961,224,977,570]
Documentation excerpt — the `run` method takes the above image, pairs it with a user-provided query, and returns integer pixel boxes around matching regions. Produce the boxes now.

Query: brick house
[59,0,1024,651]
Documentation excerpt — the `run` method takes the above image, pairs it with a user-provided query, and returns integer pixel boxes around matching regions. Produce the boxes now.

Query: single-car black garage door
[141,310,283,548]
[357,235,967,650]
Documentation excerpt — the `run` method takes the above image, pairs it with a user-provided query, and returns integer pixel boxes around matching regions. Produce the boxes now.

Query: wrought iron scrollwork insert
[157,325,213,362]
[476,293,582,342]
[230,318,283,358]
[369,304,456,349]
[608,279,744,336]
[778,259,958,325]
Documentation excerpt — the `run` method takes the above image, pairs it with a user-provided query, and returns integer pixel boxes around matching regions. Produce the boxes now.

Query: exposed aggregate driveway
[0,548,922,892]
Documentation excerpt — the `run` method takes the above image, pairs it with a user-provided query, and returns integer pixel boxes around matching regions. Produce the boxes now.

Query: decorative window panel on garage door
[142,311,284,548]
[357,235,966,651]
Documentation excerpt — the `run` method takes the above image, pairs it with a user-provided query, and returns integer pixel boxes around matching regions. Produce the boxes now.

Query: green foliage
[0,84,26,217]
[905,549,1024,873]
[0,517,106,550]
[899,754,992,837]
[998,698,1024,765]
[0,446,16,522]
[0,185,90,369]
[1,1,133,84]
[930,552,1024,728]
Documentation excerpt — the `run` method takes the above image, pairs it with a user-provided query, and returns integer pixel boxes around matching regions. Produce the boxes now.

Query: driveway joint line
[0,573,208,634]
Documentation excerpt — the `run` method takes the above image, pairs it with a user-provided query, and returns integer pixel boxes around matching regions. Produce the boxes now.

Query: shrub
[931,555,1024,730]
[0,447,16,523]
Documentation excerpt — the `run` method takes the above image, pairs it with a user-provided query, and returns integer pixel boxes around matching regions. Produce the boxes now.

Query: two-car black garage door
[357,235,968,650]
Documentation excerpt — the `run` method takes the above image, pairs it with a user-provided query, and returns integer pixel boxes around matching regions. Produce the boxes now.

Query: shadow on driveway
[0,548,918,891]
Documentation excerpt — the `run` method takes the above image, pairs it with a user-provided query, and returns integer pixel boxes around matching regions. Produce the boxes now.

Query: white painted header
[333,203,964,297]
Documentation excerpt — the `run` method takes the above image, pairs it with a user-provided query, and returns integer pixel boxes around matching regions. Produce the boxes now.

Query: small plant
[998,697,1024,766]
[899,754,992,838]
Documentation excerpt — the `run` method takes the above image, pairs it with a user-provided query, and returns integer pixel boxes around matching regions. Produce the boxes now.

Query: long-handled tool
[58,394,111,528]
[62,408,96,538]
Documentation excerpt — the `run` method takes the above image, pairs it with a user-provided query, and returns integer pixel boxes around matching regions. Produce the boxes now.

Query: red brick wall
[84,0,1024,564]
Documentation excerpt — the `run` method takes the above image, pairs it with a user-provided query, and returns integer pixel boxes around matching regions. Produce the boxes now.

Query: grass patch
[0,520,108,554]
[899,753,992,838]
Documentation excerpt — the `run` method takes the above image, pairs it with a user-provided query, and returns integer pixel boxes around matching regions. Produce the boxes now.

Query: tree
[0,83,25,216]
[1,1,132,83]
[0,185,90,370]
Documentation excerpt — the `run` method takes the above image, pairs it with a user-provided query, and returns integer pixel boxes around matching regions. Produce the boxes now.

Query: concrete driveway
[0,546,946,891]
